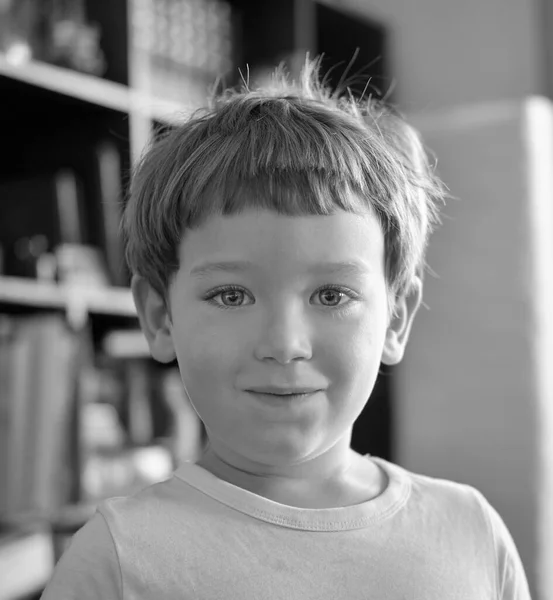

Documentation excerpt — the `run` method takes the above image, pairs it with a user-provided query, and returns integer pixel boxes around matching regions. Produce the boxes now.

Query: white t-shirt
[40,455,532,599]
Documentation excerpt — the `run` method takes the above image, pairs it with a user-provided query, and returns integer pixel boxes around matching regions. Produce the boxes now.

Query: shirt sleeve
[40,511,122,600]
[476,491,533,600]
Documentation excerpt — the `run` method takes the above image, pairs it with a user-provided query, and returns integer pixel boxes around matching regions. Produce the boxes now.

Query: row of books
[0,314,205,599]
[0,312,206,519]
[0,313,79,518]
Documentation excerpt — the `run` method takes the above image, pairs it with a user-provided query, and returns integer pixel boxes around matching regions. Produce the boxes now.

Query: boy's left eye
[203,284,359,312]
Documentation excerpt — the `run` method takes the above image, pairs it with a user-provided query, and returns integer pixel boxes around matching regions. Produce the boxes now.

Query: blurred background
[0,0,551,598]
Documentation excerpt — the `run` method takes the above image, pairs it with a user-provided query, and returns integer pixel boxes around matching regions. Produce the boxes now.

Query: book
[92,140,128,287]
[0,316,15,514]
[30,316,79,514]
[125,360,154,446]
[2,315,79,517]
[4,318,36,515]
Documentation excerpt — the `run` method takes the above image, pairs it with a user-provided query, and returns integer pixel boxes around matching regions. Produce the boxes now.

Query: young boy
[41,56,532,599]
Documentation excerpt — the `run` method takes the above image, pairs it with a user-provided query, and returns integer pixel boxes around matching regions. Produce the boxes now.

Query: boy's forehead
[180,208,385,276]
[186,207,377,238]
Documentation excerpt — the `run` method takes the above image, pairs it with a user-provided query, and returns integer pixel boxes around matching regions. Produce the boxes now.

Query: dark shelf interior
[228,0,390,100]
[315,2,389,98]
[0,74,132,287]
[84,0,129,86]
[0,76,131,178]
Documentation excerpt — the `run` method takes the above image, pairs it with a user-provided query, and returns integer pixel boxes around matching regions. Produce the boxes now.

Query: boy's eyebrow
[190,259,372,279]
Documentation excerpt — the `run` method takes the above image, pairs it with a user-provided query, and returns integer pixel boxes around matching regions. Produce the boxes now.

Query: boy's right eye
[204,285,251,310]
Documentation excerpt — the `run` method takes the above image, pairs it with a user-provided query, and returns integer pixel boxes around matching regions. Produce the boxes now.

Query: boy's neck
[195,448,387,509]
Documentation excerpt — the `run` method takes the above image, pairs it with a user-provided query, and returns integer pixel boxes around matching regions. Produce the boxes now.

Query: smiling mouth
[247,391,319,401]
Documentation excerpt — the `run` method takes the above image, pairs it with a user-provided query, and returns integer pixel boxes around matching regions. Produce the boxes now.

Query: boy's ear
[131,275,176,363]
[381,276,423,366]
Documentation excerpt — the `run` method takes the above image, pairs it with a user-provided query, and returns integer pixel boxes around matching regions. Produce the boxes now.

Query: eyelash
[203,284,359,313]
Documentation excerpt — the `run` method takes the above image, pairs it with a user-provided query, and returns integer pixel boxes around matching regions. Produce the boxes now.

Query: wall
[406,98,553,600]
[319,0,546,112]
[318,1,553,598]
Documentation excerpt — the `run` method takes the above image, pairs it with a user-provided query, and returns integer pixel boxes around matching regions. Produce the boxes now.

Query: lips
[247,387,321,396]
[247,390,320,406]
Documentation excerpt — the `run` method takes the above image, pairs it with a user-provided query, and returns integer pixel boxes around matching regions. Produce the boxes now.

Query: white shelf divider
[0,56,192,125]
[0,55,132,114]
[0,276,136,318]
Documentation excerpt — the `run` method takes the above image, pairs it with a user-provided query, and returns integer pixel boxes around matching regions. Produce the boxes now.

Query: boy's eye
[203,285,359,312]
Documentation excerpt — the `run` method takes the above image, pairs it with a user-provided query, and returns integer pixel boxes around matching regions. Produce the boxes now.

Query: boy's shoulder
[374,456,494,527]
[386,457,489,504]
[93,470,213,553]
[376,455,484,496]
[97,468,201,522]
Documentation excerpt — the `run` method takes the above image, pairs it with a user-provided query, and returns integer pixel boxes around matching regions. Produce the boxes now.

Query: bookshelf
[0,2,205,592]
[0,1,390,595]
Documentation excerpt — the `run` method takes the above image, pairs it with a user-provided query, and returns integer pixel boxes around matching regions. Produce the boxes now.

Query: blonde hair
[122,55,448,320]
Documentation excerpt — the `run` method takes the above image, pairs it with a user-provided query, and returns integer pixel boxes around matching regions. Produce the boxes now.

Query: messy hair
[122,55,448,320]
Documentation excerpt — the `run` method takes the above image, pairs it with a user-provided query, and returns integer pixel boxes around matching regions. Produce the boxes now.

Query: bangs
[168,98,401,230]
[185,168,375,229]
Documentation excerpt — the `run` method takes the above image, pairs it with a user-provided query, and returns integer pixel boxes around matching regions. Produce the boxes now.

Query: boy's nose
[253,317,313,364]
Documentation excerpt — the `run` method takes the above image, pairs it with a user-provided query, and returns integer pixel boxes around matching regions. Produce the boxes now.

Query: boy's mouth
[246,390,321,403]
[247,386,321,395]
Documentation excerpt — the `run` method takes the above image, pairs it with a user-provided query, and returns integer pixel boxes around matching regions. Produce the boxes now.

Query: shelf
[0,56,192,125]
[0,55,131,113]
[0,276,136,318]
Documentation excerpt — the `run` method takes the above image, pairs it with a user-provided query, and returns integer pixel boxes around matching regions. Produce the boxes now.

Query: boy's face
[133,206,421,477]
